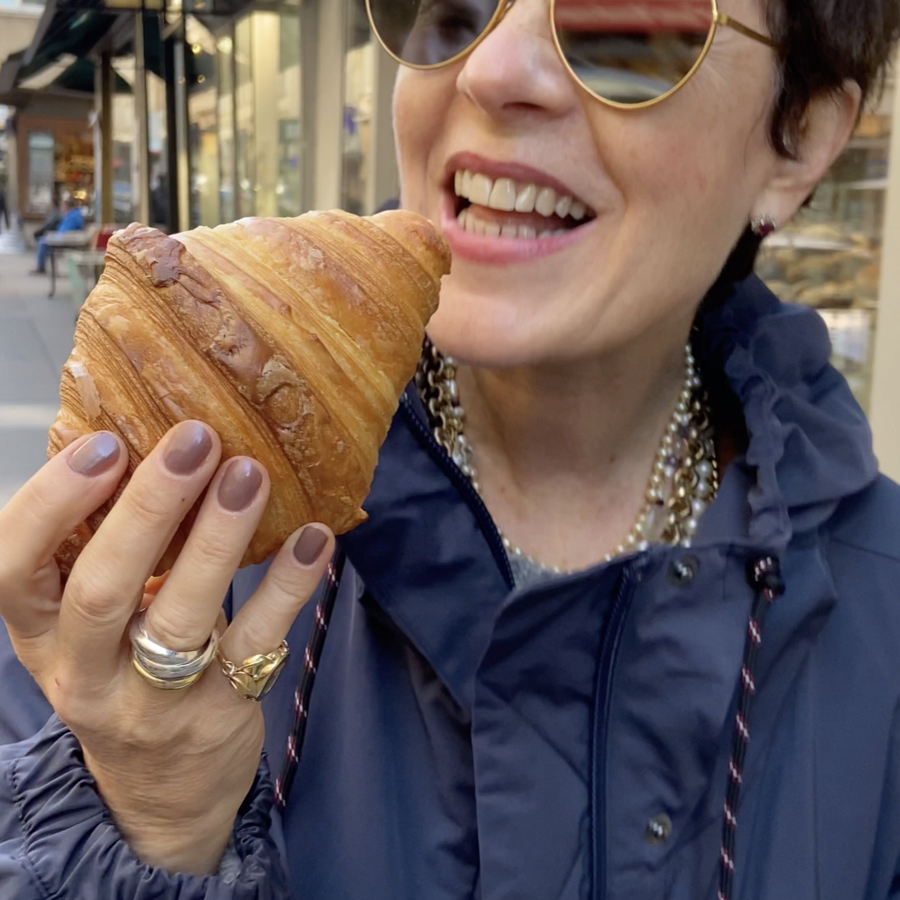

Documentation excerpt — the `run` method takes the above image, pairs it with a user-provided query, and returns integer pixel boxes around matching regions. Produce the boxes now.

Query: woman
[1,0,899,896]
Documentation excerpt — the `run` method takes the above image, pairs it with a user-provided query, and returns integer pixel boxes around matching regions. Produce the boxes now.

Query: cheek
[594,78,770,236]
[393,69,455,213]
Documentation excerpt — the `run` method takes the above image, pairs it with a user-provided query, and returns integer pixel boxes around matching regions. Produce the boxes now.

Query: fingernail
[217,458,263,513]
[69,432,121,476]
[293,525,328,566]
[163,421,213,475]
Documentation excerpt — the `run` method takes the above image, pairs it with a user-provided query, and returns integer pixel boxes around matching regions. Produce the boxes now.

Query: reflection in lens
[369,0,500,66]
[554,0,714,104]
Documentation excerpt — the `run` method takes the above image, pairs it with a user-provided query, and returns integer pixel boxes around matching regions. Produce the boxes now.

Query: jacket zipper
[399,390,515,589]
[592,563,637,900]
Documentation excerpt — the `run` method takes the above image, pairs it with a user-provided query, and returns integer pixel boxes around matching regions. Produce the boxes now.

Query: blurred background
[0,0,395,232]
[0,0,899,496]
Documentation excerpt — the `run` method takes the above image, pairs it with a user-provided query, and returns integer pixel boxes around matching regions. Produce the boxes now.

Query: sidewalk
[0,251,77,507]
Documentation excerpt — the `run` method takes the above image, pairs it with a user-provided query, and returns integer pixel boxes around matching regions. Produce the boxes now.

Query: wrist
[83,750,246,875]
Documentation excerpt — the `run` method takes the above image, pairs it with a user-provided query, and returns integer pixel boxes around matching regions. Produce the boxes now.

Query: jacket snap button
[645,813,673,846]
[668,556,698,587]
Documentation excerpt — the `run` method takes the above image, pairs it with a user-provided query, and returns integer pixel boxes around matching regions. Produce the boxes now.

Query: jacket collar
[342,276,877,704]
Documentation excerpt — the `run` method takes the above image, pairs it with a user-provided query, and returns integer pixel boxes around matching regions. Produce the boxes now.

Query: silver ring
[130,612,220,690]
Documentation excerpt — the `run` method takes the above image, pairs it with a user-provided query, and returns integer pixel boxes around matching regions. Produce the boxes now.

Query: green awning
[19,4,116,82]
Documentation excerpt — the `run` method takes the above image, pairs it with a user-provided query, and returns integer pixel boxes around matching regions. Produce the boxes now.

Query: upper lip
[444,151,591,208]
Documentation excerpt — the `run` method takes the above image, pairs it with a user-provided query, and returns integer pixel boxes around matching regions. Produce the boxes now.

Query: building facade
[0,0,399,231]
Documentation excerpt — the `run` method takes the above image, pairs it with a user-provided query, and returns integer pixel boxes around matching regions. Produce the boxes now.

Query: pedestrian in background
[29,195,84,275]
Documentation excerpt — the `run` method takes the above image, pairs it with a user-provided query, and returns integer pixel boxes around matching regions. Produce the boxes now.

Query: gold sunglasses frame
[365,0,776,110]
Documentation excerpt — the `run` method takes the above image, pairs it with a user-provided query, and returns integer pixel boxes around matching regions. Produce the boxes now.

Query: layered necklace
[416,339,720,576]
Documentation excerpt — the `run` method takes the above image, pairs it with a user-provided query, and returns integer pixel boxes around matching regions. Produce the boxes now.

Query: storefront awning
[19,1,116,79]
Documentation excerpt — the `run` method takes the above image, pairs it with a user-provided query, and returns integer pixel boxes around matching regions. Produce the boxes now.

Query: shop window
[234,13,255,218]
[217,30,236,224]
[147,68,170,230]
[232,5,303,220]
[757,75,895,413]
[26,131,54,215]
[186,15,219,228]
[342,0,374,215]
[111,52,139,224]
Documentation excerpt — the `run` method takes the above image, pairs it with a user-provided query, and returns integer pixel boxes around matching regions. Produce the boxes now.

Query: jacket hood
[696,275,878,548]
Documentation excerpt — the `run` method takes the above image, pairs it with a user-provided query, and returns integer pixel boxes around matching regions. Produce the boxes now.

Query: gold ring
[131,656,206,690]
[217,640,290,701]
[129,611,220,691]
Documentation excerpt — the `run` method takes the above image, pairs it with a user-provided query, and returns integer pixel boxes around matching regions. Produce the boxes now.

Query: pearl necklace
[416,340,719,575]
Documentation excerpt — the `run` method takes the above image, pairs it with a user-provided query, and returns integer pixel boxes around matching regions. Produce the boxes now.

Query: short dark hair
[768,0,900,157]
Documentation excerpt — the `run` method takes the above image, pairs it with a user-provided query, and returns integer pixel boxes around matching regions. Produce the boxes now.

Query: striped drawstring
[275,547,347,810]
[273,545,786,895]
[718,555,785,900]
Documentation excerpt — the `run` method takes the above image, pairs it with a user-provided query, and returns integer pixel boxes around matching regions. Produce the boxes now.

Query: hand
[0,422,334,874]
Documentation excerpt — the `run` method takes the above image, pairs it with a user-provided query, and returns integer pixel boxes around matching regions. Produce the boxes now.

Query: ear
[751,80,862,225]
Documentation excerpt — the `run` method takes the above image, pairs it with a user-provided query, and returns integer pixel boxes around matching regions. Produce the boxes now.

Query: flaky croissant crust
[50,209,449,574]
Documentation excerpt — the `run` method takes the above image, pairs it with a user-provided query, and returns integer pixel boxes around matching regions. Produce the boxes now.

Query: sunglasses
[365,0,776,109]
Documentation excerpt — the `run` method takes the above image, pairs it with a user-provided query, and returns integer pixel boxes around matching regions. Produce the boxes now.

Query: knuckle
[189,527,244,569]
[64,569,129,628]
[144,603,218,652]
[123,485,184,531]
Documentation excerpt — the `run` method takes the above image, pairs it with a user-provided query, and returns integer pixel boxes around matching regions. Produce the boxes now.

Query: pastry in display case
[756,106,892,412]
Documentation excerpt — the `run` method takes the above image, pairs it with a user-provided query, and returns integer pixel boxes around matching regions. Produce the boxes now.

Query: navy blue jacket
[2,276,900,899]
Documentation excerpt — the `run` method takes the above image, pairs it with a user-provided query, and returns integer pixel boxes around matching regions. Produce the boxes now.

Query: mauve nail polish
[163,422,213,475]
[218,459,263,512]
[293,525,328,566]
[69,433,121,476]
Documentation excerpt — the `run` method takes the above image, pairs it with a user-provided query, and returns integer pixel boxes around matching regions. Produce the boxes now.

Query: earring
[751,215,780,238]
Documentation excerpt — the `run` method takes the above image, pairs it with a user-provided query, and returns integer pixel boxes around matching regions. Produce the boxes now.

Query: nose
[456,0,578,120]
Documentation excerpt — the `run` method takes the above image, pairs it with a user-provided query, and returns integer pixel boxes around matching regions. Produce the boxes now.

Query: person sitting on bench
[30,197,84,275]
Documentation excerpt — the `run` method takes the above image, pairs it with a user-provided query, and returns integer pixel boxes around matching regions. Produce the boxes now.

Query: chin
[426,282,576,369]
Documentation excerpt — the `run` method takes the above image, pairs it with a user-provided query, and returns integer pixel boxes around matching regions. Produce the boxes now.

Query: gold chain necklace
[416,339,719,574]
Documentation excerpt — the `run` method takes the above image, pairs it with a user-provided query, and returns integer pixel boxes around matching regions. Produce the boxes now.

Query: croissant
[49,209,450,575]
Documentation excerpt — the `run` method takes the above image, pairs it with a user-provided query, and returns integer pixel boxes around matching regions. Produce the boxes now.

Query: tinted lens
[367,0,500,66]
[554,0,714,105]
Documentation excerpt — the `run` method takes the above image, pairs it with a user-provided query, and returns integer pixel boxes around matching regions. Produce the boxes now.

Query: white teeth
[535,187,557,217]
[469,173,493,206]
[514,183,537,213]
[458,208,568,240]
[454,168,590,223]
[488,177,517,212]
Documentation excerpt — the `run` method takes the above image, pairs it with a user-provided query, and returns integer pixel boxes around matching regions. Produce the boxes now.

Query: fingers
[143,457,270,652]
[0,432,127,639]
[59,421,221,674]
[222,524,333,663]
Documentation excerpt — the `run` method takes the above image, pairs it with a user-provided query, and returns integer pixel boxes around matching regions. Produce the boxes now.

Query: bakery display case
[756,105,893,412]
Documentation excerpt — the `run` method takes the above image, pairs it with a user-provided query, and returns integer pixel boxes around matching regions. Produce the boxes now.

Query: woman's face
[393,0,787,367]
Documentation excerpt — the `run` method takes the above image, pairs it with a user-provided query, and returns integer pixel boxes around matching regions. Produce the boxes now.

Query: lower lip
[439,192,596,265]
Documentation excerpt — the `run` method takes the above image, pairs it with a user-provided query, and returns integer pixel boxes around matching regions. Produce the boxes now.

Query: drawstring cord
[718,555,785,900]
[275,547,347,810]
[274,547,786,900]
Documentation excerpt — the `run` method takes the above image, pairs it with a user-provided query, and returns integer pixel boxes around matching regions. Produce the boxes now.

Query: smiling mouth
[452,168,597,239]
